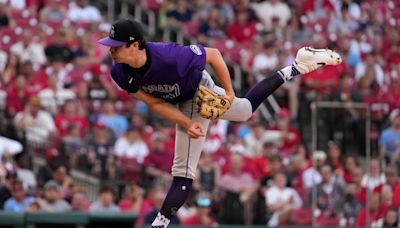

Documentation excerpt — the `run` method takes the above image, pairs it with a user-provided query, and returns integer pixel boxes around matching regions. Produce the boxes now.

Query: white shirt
[68,2,101,23]
[266,185,302,207]
[14,110,56,144]
[252,53,279,81]
[114,137,149,163]
[38,88,76,114]
[355,62,385,87]
[303,167,322,189]
[10,42,47,65]
[254,1,291,30]
[361,173,386,190]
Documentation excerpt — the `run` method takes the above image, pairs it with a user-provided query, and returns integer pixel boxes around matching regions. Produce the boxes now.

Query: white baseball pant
[171,70,253,179]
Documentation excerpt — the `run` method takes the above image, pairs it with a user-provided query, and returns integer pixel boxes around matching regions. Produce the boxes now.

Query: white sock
[279,65,301,82]
[151,212,171,227]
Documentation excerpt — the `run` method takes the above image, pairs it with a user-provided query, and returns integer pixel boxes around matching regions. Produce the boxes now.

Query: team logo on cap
[110,26,115,38]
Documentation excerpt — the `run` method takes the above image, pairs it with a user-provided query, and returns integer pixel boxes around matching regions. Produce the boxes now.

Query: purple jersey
[110,42,206,103]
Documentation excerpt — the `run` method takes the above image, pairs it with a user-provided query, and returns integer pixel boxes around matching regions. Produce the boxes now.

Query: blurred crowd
[0,0,400,227]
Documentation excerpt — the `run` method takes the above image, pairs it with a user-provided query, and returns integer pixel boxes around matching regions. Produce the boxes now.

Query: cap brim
[98,37,126,47]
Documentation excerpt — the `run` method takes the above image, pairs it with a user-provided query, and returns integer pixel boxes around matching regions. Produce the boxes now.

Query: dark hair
[99,185,115,195]
[126,39,146,50]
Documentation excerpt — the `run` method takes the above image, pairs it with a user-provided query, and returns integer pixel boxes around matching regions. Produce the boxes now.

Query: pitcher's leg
[152,98,210,227]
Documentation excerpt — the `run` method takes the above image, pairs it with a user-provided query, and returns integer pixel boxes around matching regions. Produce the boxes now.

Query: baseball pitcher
[98,18,341,228]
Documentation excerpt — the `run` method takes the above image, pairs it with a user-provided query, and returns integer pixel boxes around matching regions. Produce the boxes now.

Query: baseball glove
[195,85,231,120]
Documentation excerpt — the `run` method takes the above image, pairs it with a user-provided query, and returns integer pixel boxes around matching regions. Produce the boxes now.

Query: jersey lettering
[142,83,181,99]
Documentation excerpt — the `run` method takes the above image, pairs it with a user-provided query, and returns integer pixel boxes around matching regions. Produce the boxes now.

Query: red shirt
[143,149,174,173]
[356,206,387,227]
[6,87,32,114]
[269,126,301,157]
[54,114,89,137]
[302,63,345,95]
[227,22,258,43]
[26,71,48,95]
[391,181,400,208]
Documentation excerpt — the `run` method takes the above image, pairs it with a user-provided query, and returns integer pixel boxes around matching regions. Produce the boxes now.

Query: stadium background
[0,0,399,227]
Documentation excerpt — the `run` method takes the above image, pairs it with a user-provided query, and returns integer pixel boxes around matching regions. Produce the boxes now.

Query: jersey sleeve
[175,44,206,77]
[110,64,139,94]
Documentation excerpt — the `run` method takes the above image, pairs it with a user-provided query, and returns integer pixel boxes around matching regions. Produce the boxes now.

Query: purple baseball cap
[98,18,145,47]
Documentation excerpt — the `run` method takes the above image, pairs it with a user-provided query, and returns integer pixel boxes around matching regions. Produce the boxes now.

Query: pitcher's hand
[187,121,206,139]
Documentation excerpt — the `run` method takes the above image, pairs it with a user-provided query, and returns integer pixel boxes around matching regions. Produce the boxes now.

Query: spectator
[384,165,400,209]
[194,151,220,193]
[6,75,32,116]
[260,153,283,188]
[19,61,48,95]
[384,71,400,110]
[356,192,386,227]
[197,7,226,44]
[118,183,144,214]
[3,180,34,212]
[380,109,400,161]
[37,180,71,212]
[303,150,326,189]
[254,0,291,31]
[54,99,88,138]
[67,0,101,23]
[0,171,17,209]
[218,153,258,224]
[266,172,302,226]
[144,132,173,184]
[355,52,385,88]
[38,75,76,115]
[2,54,20,87]
[269,108,301,157]
[326,141,344,175]
[227,10,258,44]
[343,154,360,183]
[383,208,398,228]
[233,0,258,23]
[339,182,362,227]
[39,0,67,22]
[45,29,74,63]
[182,195,217,226]
[70,187,90,212]
[50,164,73,200]
[242,120,266,157]
[83,121,115,179]
[13,96,57,146]
[166,0,193,31]
[310,164,345,225]
[201,0,234,25]
[97,99,128,138]
[328,4,358,36]
[89,185,120,213]
[15,153,37,190]
[361,158,385,191]
[114,125,149,182]
[252,41,279,82]
[10,29,47,65]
